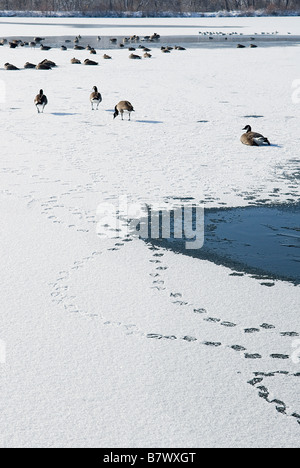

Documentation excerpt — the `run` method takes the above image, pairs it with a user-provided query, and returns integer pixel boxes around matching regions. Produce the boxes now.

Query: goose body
[103,54,112,59]
[36,63,51,70]
[40,59,56,68]
[40,44,51,51]
[24,62,36,69]
[90,86,102,110]
[4,63,19,70]
[129,53,141,60]
[71,57,81,64]
[34,89,48,113]
[114,101,135,121]
[240,125,270,146]
[84,59,98,66]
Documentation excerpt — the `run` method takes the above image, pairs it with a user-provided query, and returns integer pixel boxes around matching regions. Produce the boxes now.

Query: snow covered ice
[0,16,299,448]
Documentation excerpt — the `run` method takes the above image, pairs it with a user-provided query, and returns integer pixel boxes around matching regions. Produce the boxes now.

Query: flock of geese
[2,32,271,145]
[34,88,135,121]
[1,32,188,69]
[33,88,270,145]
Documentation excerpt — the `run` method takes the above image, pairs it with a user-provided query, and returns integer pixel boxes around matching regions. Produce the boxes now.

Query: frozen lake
[0,15,299,449]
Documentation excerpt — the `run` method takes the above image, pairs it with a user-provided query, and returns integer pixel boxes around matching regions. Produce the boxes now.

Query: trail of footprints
[49,237,300,429]
[145,244,300,427]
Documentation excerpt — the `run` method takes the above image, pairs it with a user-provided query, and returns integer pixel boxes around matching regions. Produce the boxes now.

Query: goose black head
[113,106,119,119]
[93,86,98,92]
[39,89,44,96]
[243,125,252,133]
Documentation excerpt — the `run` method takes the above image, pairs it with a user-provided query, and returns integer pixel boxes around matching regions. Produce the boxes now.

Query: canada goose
[86,45,92,50]
[250,44,257,48]
[97,36,101,41]
[34,37,44,43]
[150,33,160,40]
[144,52,152,58]
[29,41,36,48]
[24,62,36,69]
[237,44,246,48]
[36,63,52,70]
[9,42,18,48]
[119,43,125,48]
[90,86,102,111]
[103,54,112,59]
[129,53,141,59]
[4,63,19,70]
[162,48,171,53]
[74,45,84,50]
[113,101,135,121]
[175,46,186,50]
[240,125,270,146]
[143,47,151,52]
[128,47,136,51]
[84,59,98,66]
[40,44,51,51]
[61,45,67,51]
[41,59,56,67]
[110,38,117,43]
[0,38,7,45]
[71,57,81,64]
[34,89,48,113]
[90,49,96,54]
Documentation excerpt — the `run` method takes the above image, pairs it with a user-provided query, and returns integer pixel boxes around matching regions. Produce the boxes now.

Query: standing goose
[34,89,48,113]
[113,101,135,121]
[90,86,102,110]
[240,125,270,146]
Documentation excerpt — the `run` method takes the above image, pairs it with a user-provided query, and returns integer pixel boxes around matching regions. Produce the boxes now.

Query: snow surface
[0,17,299,448]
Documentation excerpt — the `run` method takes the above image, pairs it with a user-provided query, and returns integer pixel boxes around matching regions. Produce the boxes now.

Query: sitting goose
[103,54,112,59]
[4,63,19,70]
[71,57,81,64]
[90,86,102,111]
[36,63,52,70]
[129,53,141,59]
[40,44,51,51]
[24,62,36,69]
[113,101,135,121]
[240,125,270,146]
[34,89,48,113]
[40,59,56,67]
[84,59,98,66]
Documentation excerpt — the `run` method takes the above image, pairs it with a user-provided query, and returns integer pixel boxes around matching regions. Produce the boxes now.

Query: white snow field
[0,17,300,448]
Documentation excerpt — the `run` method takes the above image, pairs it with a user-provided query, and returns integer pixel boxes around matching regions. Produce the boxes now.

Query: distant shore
[0,10,299,18]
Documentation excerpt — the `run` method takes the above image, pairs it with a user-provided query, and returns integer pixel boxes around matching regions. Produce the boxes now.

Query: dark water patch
[3,33,300,50]
[141,203,300,285]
